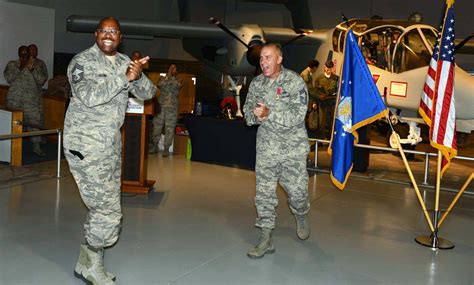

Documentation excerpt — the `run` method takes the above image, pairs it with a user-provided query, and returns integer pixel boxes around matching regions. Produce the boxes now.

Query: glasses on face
[96,28,120,35]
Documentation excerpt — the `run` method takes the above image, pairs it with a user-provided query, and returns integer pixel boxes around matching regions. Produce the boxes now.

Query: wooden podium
[121,98,156,194]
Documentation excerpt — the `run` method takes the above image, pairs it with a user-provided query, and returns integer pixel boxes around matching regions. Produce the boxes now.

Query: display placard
[389,81,408,97]
[126,98,145,114]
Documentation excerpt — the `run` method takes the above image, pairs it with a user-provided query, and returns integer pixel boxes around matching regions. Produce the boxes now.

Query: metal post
[415,151,455,250]
[422,153,429,185]
[57,130,62,178]
[314,140,319,168]
[431,211,440,248]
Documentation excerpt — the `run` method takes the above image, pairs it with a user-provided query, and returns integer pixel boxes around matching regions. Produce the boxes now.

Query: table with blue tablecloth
[182,116,258,170]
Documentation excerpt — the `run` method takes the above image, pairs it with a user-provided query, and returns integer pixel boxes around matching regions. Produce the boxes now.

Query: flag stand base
[415,235,454,250]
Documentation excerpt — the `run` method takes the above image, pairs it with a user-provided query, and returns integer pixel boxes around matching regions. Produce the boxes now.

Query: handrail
[0,129,59,140]
[0,129,63,178]
[308,138,474,195]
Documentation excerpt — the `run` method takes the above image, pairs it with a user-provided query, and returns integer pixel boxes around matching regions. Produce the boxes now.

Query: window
[421,28,438,51]
[357,28,403,71]
[338,30,346,52]
[332,29,342,52]
[393,29,431,73]
[359,32,379,66]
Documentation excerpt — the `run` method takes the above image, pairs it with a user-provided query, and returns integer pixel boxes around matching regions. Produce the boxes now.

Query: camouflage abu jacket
[64,44,157,152]
[243,66,309,155]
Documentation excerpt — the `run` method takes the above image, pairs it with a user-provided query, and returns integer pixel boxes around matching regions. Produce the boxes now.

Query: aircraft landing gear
[387,122,421,160]
[227,75,244,117]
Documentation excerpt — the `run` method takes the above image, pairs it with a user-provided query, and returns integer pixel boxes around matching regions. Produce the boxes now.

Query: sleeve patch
[299,88,307,105]
[71,63,84,84]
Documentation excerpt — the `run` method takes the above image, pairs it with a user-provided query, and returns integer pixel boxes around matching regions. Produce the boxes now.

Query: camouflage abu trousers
[7,97,42,143]
[65,143,122,248]
[151,106,178,151]
[320,99,336,139]
[254,152,310,229]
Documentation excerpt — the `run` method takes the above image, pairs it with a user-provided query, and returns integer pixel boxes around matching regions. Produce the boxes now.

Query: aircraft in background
[66,15,474,146]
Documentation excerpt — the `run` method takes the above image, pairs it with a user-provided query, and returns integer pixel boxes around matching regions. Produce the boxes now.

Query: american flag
[419,0,457,176]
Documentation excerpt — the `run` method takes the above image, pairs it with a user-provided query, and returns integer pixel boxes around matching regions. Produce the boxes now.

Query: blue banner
[329,29,388,190]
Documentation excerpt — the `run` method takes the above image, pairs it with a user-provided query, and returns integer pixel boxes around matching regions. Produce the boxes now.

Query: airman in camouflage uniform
[300,59,319,105]
[243,43,311,259]
[300,59,320,134]
[4,45,48,155]
[28,44,49,135]
[150,63,183,157]
[64,17,156,285]
[314,60,339,139]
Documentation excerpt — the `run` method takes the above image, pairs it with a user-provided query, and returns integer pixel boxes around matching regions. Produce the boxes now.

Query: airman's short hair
[263,42,283,57]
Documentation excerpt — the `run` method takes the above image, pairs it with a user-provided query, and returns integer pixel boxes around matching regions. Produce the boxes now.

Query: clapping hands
[254,103,270,121]
[126,56,150,81]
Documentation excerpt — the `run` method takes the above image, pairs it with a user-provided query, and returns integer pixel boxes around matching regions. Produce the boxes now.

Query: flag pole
[414,0,456,249]
[385,116,434,232]
[438,173,473,227]
[432,150,443,247]
[414,150,454,249]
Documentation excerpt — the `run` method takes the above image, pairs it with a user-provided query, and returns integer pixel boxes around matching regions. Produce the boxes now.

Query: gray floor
[0,153,473,285]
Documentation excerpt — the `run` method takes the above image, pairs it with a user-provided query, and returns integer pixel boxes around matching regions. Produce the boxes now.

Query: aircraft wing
[455,36,474,54]
[262,27,329,45]
[67,15,325,45]
[67,15,327,75]
[67,15,228,39]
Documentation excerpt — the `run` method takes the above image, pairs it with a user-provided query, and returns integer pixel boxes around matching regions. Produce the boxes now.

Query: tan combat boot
[247,228,275,259]
[74,245,115,285]
[74,245,116,281]
[296,214,310,240]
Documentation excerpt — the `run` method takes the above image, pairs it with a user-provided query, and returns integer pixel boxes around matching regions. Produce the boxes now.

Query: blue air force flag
[328,29,388,190]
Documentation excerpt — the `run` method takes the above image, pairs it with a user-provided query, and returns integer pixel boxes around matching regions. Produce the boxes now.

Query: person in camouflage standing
[131,50,149,71]
[64,17,156,285]
[243,43,311,259]
[28,44,49,143]
[300,59,319,103]
[150,63,183,157]
[314,60,339,139]
[300,59,320,134]
[4,45,48,156]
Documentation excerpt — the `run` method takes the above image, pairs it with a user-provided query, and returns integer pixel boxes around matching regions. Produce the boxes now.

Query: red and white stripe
[431,60,456,151]
[419,58,437,121]
[419,1,457,176]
